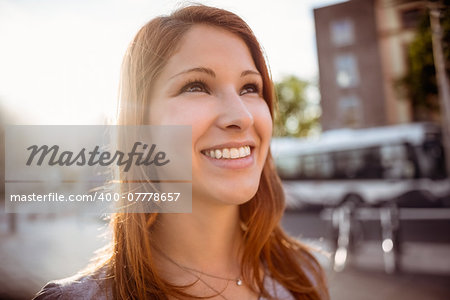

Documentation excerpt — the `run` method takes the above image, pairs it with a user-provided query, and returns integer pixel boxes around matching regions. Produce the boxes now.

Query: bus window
[381,144,415,179]
[333,151,349,179]
[332,149,362,179]
[417,141,447,179]
[302,155,317,178]
[360,148,383,179]
[318,153,334,179]
[346,149,364,178]
[331,148,382,179]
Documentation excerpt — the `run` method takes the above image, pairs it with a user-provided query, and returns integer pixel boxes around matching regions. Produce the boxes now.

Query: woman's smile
[200,144,255,169]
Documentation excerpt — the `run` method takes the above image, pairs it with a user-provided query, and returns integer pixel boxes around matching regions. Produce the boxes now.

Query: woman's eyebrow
[240,70,261,77]
[169,67,261,80]
[169,67,216,80]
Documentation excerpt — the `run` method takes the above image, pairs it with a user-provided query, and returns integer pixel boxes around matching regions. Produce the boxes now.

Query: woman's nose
[216,90,254,131]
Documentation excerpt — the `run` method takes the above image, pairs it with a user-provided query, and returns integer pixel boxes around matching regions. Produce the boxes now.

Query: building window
[330,19,354,47]
[401,8,424,29]
[338,95,362,127]
[334,54,359,88]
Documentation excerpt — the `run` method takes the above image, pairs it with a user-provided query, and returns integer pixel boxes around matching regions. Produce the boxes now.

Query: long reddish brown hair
[99,4,329,300]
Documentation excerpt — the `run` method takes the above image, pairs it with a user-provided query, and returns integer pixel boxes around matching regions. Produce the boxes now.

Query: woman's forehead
[160,24,259,79]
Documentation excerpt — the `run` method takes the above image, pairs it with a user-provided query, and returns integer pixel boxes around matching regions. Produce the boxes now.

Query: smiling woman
[33,4,329,300]
[148,23,273,208]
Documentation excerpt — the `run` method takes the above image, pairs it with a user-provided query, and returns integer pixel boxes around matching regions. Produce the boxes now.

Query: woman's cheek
[255,101,273,136]
[254,102,273,163]
[150,99,205,125]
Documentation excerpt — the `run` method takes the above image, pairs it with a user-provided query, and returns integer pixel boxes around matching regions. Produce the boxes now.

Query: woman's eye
[240,84,260,96]
[182,82,208,93]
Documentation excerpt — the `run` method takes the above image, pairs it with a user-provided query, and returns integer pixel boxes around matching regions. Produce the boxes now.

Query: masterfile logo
[26,142,170,171]
[5,125,192,214]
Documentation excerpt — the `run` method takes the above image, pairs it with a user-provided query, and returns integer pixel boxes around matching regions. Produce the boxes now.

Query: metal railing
[321,206,450,273]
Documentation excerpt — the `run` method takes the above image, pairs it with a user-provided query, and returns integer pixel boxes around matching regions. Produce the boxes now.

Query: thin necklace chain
[179,263,242,283]
[152,245,242,300]
[193,274,230,300]
[153,245,243,283]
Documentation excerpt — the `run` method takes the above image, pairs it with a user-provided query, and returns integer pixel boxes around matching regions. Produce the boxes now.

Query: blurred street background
[1,0,450,299]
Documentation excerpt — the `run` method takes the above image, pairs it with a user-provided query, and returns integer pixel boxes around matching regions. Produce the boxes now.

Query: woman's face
[149,24,272,207]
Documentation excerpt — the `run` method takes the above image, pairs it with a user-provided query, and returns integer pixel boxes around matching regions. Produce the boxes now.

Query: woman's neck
[152,200,244,276]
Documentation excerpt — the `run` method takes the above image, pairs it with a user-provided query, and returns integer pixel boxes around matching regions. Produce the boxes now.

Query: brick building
[314,0,428,130]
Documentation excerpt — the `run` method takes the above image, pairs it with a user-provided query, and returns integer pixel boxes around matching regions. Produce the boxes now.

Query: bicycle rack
[323,206,450,274]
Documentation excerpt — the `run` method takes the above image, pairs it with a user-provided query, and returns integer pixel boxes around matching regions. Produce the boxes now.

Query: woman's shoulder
[32,265,113,300]
[259,254,328,300]
[260,274,295,300]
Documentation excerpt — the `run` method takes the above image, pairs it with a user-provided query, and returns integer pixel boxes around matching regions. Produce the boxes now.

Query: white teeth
[203,145,252,159]
[230,148,239,158]
[239,147,246,157]
[222,148,230,159]
[215,149,222,159]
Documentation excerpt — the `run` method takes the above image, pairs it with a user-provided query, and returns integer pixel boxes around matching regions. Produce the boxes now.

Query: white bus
[271,123,450,210]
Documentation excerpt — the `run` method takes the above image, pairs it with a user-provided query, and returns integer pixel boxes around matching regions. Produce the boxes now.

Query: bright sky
[0,0,343,125]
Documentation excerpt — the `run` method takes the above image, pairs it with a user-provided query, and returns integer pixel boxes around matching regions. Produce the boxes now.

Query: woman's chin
[193,186,258,207]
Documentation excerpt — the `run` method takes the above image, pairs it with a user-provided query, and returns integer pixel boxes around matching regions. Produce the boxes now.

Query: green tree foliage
[398,2,450,119]
[273,75,320,137]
